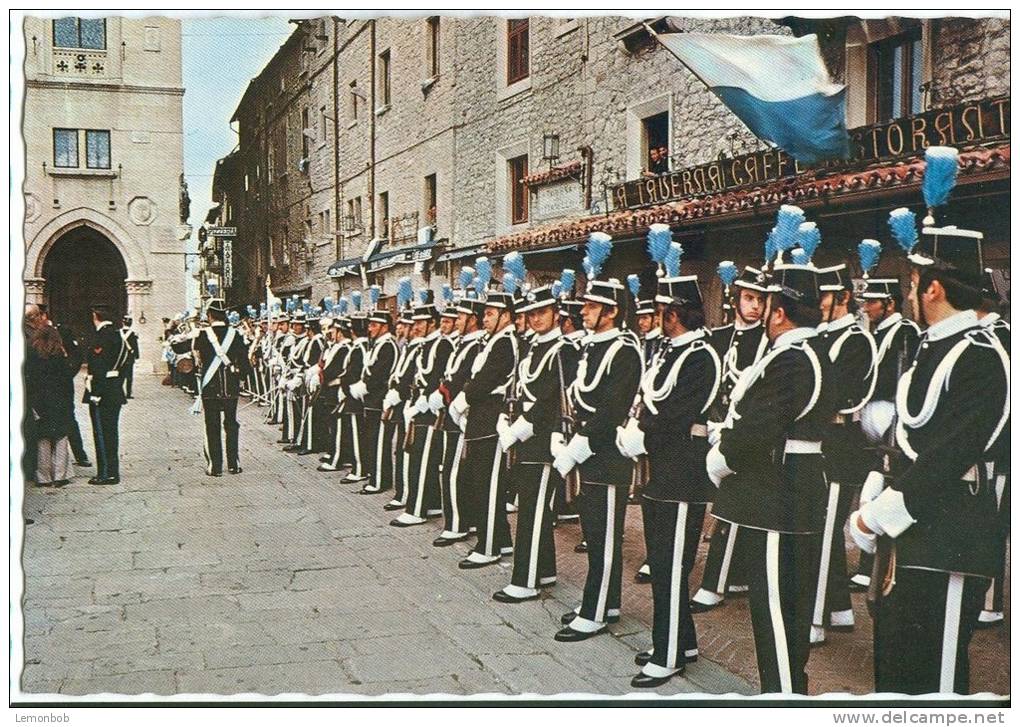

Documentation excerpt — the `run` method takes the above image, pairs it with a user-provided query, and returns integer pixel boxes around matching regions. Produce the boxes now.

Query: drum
[176,357,195,375]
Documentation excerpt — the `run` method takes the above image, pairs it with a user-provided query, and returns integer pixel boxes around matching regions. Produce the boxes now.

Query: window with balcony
[870,30,924,122]
[53,128,79,168]
[506,19,529,85]
[508,154,529,225]
[53,18,106,50]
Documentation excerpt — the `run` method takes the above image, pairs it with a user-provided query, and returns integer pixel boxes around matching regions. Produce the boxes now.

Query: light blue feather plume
[796,222,821,259]
[286,297,296,313]
[551,281,563,299]
[716,260,739,287]
[397,276,413,308]
[369,285,381,307]
[351,290,362,312]
[585,232,613,279]
[858,239,882,275]
[332,303,343,317]
[475,257,493,290]
[646,223,672,266]
[228,311,240,326]
[664,242,683,278]
[503,273,519,296]
[888,207,919,254]
[441,283,453,303]
[922,146,959,210]
[418,289,430,304]
[338,298,349,315]
[302,299,311,314]
[791,248,813,266]
[458,266,475,290]
[558,269,576,297]
[627,274,641,298]
[503,251,527,286]
[773,205,804,253]
[323,295,334,310]
[764,228,779,265]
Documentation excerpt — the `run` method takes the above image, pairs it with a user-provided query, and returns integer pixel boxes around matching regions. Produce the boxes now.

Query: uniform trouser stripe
[527,465,552,588]
[351,416,362,475]
[813,481,841,627]
[483,443,504,556]
[374,417,386,488]
[766,531,793,694]
[595,487,617,622]
[412,427,435,517]
[940,573,965,693]
[666,502,689,668]
[329,417,344,468]
[718,523,738,593]
[449,435,465,532]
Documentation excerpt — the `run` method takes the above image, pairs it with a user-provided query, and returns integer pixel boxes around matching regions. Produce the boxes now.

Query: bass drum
[176,357,195,375]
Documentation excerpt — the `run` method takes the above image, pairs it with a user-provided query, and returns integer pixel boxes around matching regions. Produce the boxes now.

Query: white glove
[402,402,414,429]
[861,401,895,445]
[848,510,878,555]
[707,420,726,447]
[414,395,429,415]
[859,488,915,538]
[457,412,468,432]
[305,369,320,393]
[428,390,445,414]
[383,389,401,410]
[498,428,517,453]
[507,416,534,444]
[496,413,511,439]
[619,424,646,458]
[553,449,576,479]
[349,381,368,401]
[615,426,629,459]
[706,443,734,487]
[860,471,886,507]
[565,434,594,466]
[449,404,462,427]
[451,392,469,417]
[550,432,567,460]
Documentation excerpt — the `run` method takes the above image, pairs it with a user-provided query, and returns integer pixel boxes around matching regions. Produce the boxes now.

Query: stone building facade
[22,16,187,369]
[218,15,1009,317]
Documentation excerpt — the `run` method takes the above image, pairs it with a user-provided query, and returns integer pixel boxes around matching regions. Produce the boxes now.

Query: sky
[181,15,293,302]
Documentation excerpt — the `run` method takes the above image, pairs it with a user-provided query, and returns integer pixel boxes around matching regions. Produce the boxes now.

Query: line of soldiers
[181,146,1008,695]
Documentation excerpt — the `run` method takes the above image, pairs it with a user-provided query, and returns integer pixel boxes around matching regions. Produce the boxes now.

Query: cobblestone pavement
[19,374,1008,698]
[19,373,751,698]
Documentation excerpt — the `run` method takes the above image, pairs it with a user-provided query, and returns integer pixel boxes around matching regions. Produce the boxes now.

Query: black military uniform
[708,263,835,694]
[554,276,642,640]
[693,266,770,612]
[850,225,1010,694]
[338,317,369,480]
[188,301,253,475]
[84,307,129,484]
[494,286,580,601]
[620,275,721,686]
[120,317,140,399]
[633,294,661,584]
[295,317,326,454]
[810,264,879,645]
[350,312,398,493]
[317,324,349,470]
[452,297,519,567]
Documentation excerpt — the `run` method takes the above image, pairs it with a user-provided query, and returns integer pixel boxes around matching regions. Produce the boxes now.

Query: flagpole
[641,22,714,96]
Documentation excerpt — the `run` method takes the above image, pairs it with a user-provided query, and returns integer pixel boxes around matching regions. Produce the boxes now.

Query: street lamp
[542,132,560,168]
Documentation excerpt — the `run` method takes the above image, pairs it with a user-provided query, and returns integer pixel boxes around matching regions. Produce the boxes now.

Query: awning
[364,239,437,273]
[327,257,362,278]
[434,243,487,263]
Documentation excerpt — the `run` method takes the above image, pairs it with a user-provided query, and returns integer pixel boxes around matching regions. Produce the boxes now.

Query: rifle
[504,340,521,471]
[556,345,581,500]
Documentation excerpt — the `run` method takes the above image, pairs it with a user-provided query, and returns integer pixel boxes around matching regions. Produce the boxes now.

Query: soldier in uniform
[691,266,769,613]
[494,284,579,602]
[554,276,585,529]
[281,311,311,451]
[349,301,399,494]
[318,305,354,472]
[851,277,921,591]
[849,222,1009,694]
[316,310,349,473]
[382,299,420,511]
[187,300,253,476]
[552,234,642,642]
[337,296,370,482]
[275,311,299,441]
[707,262,833,694]
[809,262,878,646]
[450,264,520,569]
[433,280,487,546]
[120,316,139,399]
[83,304,129,485]
[617,273,721,687]
[295,310,327,455]
[631,283,661,583]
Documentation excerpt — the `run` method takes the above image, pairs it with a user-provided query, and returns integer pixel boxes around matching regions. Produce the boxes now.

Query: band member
[850,213,1010,694]
[618,273,720,687]
[691,266,769,613]
[808,261,878,646]
[552,233,642,642]
[707,261,833,694]
[120,316,139,399]
[84,304,129,485]
[434,281,487,546]
[852,278,921,591]
[450,261,519,568]
[188,299,253,476]
[494,284,579,601]
[349,299,398,494]
[382,300,420,511]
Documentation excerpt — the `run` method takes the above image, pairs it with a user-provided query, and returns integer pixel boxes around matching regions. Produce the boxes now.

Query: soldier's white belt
[690,423,708,438]
[105,371,120,378]
[784,439,822,454]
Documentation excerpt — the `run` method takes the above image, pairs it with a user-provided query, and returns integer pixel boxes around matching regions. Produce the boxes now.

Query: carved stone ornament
[24,193,41,223]
[128,196,157,226]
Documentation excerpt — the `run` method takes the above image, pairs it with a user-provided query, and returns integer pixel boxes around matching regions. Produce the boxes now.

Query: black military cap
[910,225,985,289]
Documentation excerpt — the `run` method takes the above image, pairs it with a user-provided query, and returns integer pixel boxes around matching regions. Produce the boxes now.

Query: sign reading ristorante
[611,96,1009,211]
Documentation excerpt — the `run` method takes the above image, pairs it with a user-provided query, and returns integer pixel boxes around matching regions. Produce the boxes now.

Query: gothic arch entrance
[42,226,128,340]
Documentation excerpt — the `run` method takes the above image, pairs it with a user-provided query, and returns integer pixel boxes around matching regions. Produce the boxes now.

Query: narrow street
[19,372,1007,697]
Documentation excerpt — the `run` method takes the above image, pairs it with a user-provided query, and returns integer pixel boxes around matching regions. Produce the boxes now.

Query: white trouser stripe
[401,449,411,505]
[329,416,343,468]
[718,523,738,593]
[449,435,464,532]
[528,465,551,588]
[413,427,435,517]
[995,474,1006,509]
[813,481,841,627]
[374,418,386,487]
[766,531,793,694]
[667,502,689,668]
[351,416,362,475]
[940,573,965,693]
[201,406,211,471]
[484,442,504,556]
[984,578,995,611]
[596,487,617,622]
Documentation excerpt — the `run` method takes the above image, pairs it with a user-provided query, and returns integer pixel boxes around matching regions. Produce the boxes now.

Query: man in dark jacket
[84,304,129,484]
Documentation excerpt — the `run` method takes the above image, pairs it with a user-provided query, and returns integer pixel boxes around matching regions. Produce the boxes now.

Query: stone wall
[932,17,1010,106]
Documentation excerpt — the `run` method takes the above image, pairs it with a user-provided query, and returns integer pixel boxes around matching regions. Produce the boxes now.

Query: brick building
[217,15,1009,319]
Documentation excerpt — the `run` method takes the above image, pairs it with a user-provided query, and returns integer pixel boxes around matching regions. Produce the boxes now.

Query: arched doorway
[42,226,128,341]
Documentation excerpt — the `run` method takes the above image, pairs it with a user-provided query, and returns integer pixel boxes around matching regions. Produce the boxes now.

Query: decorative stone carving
[125,279,153,294]
[24,277,46,302]
[24,193,41,223]
[128,196,157,226]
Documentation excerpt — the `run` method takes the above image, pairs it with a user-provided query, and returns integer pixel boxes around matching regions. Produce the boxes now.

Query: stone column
[125,279,158,373]
[24,277,46,305]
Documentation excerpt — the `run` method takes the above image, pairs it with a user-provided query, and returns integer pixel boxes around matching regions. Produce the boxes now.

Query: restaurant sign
[611,96,1009,211]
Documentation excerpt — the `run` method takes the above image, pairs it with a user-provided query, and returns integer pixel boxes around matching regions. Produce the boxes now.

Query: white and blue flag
[655,31,849,164]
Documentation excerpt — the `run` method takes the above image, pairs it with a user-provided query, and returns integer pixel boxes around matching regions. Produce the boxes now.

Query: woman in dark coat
[25,323,76,486]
